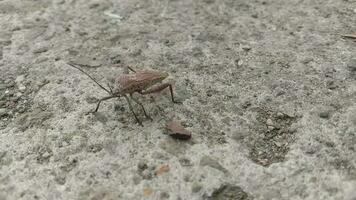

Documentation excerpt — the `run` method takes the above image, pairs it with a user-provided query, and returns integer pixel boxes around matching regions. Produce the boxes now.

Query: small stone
[0,84,6,90]
[319,110,331,119]
[132,174,142,185]
[141,169,152,180]
[348,59,356,72]
[236,59,244,67]
[72,57,101,68]
[137,160,148,171]
[143,188,153,197]
[327,80,337,90]
[18,84,26,91]
[200,155,228,174]
[241,100,251,109]
[266,119,274,126]
[160,192,170,199]
[192,182,202,193]
[0,108,7,116]
[15,75,25,83]
[276,112,284,118]
[274,141,283,147]
[85,96,98,104]
[155,164,169,176]
[93,112,108,123]
[208,184,250,200]
[241,45,251,51]
[54,174,66,185]
[166,120,191,140]
[179,158,192,167]
[33,46,49,54]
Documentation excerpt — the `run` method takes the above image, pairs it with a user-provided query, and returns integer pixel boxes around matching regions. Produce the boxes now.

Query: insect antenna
[67,62,112,95]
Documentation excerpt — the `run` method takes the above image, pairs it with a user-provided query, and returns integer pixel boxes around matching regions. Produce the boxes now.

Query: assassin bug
[67,62,180,126]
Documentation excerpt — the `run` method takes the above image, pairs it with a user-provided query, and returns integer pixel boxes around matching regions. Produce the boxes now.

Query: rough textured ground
[0,0,355,199]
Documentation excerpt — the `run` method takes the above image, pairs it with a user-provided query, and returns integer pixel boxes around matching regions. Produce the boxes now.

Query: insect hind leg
[130,94,152,121]
[123,94,143,126]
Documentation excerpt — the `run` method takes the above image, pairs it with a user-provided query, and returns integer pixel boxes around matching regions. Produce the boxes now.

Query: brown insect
[67,62,180,126]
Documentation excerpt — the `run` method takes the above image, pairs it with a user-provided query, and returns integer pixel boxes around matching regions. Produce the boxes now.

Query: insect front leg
[123,94,143,126]
[139,83,180,103]
[86,95,116,114]
[130,93,153,121]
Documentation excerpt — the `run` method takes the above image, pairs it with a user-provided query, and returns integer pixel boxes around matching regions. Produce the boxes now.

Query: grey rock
[319,110,331,119]
[191,182,202,193]
[0,108,7,116]
[16,109,53,131]
[347,59,356,72]
[207,184,251,200]
[179,158,192,167]
[132,174,142,185]
[0,83,7,90]
[33,46,49,54]
[137,160,148,171]
[266,118,274,126]
[159,192,170,199]
[93,112,108,124]
[72,57,102,68]
[200,155,228,174]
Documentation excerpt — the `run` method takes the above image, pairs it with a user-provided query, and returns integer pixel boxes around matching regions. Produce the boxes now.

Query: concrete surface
[0,0,355,199]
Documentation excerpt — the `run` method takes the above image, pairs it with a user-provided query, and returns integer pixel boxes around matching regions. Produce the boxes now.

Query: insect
[67,62,180,126]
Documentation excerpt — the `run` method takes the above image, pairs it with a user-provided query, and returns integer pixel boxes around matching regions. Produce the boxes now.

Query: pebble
[15,75,25,83]
[141,169,153,180]
[267,126,275,131]
[276,112,285,118]
[73,57,101,68]
[0,84,6,90]
[348,59,356,72]
[155,164,169,176]
[319,110,331,119]
[236,59,244,67]
[132,174,142,185]
[160,192,170,199]
[33,46,49,54]
[85,96,98,104]
[166,120,191,140]
[241,45,251,51]
[137,160,148,171]
[18,84,26,91]
[266,118,274,126]
[0,108,6,116]
[93,112,107,124]
[191,182,202,193]
[200,155,228,174]
[179,158,192,167]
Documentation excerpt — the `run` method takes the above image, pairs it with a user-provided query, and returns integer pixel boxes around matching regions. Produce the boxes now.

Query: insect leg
[123,94,143,126]
[127,66,136,73]
[140,83,180,103]
[130,94,152,121]
[87,96,116,114]
[106,82,114,94]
